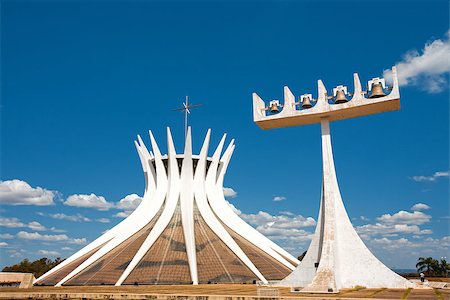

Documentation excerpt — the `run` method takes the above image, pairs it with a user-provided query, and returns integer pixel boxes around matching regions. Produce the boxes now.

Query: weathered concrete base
[0,272,35,288]
[278,120,415,292]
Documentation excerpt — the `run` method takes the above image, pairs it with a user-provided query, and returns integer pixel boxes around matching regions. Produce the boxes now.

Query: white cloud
[116,194,142,210]
[16,231,87,245]
[384,30,450,93]
[27,221,46,231]
[0,217,25,228]
[0,179,55,206]
[0,217,60,232]
[61,247,72,251]
[67,238,87,245]
[50,227,66,233]
[0,242,8,247]
[224,201,315,254]
[38,250,60,256]
[223,187,237,198]
[96,218,110,223]
[411,203,431,211]
[114,194,143,217]
[357,223,432,237]
[49,213,91,222]
[8,249,24,258]
[273,196,286,202]
[371,237,418,250]
[17,231,69,242]
[0,233,14,239]
[240,210,315,251]
[412,171,449,182]
[241,211,316,229]
[377,210,431,225]
[64,193,113,210]
[114,211,131,218]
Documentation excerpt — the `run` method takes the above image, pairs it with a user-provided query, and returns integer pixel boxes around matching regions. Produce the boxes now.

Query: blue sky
[1,1,449,270]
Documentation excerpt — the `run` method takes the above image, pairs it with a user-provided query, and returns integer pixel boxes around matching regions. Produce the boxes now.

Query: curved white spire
[36,127,297,286]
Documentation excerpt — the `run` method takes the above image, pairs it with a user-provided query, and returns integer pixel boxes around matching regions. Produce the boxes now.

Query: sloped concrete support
[279,119,415,292]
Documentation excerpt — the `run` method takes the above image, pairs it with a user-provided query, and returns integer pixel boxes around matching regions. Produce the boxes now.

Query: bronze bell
[301,95,312,108]
[369,83,386,98]
[335,90,348,104]
[269,101,279,113]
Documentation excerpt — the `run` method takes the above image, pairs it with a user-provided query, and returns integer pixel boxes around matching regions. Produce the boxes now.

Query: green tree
[437,258,450,277]
[2,257,64,278]
[416,257,439,276]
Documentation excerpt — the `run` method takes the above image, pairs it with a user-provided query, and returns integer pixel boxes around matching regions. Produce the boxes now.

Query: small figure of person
[420,272,425,283]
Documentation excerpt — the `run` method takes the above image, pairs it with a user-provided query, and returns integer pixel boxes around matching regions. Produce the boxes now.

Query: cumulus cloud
[17,231,69,242]
[241,211,316,229]
[38,250,60,256]
[0,180,55,206]
[67,238,87,245]
[27,221,46,231]
[116,194,142,210]
[411,203,431,211]
[240,210,315,251]
[114,194,142,217]
[357,223,432,237]
[0,217,25,228]
[114,211,131,218]
[0,233,14,239]
[371,237,419,250]
[226,201,242,215]
[0,242,8,247]
[48,213,91,222]
[16,231,87,245]
[64,193,113,210]
[0,217,53,232]
[223,187,237,198]
[223,201,315,254]
[273,196,286,202]
[411,171,449,182]
[384,30,450,93]
[377,210,431,225]
[96,218,110,223]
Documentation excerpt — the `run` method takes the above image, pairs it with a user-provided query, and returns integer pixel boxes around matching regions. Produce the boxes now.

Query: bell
[369,83,386,98]
[301,96,312,108]
[334,90,348,104]
[269,101,279,113]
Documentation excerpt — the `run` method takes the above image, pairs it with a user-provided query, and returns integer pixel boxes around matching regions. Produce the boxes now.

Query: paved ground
[0,284,449,299]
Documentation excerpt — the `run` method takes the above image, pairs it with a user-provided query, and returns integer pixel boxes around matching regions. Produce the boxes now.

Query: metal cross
[172,96,203,139]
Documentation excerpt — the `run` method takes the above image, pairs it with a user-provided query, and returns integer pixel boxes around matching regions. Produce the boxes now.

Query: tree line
[2,257,64,278]
[416,257,449,277]
[1,256,449,279]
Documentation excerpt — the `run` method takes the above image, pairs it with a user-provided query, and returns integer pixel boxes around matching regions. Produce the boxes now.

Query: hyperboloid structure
[252,67,415,292]
[35,128,299,286]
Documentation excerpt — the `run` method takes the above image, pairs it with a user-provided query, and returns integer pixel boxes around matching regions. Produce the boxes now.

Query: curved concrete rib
[55,133,168,286]
[39,127,299,287]
[214,142,299,266]
[35,139,155,285]
[179,127,198,284]
[280,119,415,292]
[115,128,181,286]
[194,130,268,283]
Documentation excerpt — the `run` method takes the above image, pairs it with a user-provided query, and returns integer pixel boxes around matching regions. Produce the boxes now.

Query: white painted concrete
[36,127,297,286]
[254,68,416,292]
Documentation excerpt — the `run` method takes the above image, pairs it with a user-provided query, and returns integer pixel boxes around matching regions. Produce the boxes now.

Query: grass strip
[339,286,366,295]
[400,288,412,299]
[433,288,444,300]
[369,288,386,297]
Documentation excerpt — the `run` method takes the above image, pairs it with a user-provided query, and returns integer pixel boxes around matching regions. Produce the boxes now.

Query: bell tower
[252,67,416,292]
